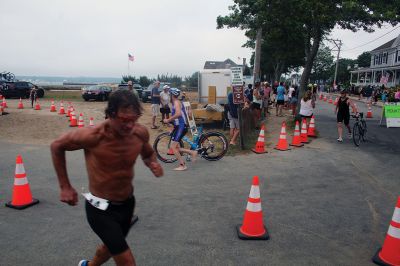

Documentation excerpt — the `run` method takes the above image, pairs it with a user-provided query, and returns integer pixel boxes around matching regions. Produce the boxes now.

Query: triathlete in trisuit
[163,88,197,171]
[335,89,358,142]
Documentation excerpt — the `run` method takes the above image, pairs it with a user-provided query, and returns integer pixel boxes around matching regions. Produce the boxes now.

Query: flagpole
[128,59,130,76]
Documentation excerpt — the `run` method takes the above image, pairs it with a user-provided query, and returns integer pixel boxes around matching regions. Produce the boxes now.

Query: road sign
[380,104,400,128]
[231,67,243,86]
[232,86,244,104]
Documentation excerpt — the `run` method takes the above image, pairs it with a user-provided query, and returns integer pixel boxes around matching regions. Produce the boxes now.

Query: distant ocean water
[16,75,121,86]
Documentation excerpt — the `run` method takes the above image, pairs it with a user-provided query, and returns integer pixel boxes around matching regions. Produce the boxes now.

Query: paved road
[0,99,399,266]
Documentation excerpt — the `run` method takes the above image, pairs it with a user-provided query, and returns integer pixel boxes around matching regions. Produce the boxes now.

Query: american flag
[128,53,134,62]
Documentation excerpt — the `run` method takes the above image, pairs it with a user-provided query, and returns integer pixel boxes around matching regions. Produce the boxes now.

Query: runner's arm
[139,126,163,177]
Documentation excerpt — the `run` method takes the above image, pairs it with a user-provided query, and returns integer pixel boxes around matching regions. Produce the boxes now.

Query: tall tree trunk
[296,28,322,117]
[253,28,263,83]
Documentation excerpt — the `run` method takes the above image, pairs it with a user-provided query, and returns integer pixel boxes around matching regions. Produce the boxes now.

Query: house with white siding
[350,34,400,87]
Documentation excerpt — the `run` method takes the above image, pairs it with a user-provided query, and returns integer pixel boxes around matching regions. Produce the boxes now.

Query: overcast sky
[1,0,399,78]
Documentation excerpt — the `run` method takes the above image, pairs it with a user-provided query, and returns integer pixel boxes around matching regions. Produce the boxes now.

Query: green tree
[139,76,152,87]
[330,58,357,85]
[184,72,199,88]
[356,51,371,68]
[121,75,137,83]
[310,44,334,83]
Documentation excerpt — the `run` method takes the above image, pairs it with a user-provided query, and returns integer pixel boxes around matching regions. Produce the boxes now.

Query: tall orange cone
[2,97,8,108]
[307,115,317,137]
[324,95,327,102]
[66,104,72,117]
[58,101,65,115]
[236,176,269,240]
[328,96,333,104]
[89,117,94,127]
[34,99,41,110]
[372,197,400,266]
[50,99,57,112]
[69,111,77,127]
[367,104,373,118]
[5,155,39,210]
[251,124,267,154]
[17,98,24,109]
[78,113,84,128]
[274,122,290,151]
[300,118,310,143]
[290,120,304,147]
[319,93,323,100]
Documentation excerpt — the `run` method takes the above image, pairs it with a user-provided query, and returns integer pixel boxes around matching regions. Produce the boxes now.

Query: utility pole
[331,39,342,89]
[253,28,262,84]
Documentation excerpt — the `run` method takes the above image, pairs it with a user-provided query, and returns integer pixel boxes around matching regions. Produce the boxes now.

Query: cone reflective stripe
[78,113,84,128]
[69,111,77,127]
[372,197,400,266]
[5,155,39,210]
[274,122,290,151]
[300,118,310,143]
[290,120,304,147]
[307,116,317,137]
[50,100,57,112]
[251,125,267,154]
[367,104,373,118]
[35,99,41,110]
[236,176,269,240]
[89,117,94,127]
[58,101,65,115]
[18,98,24,109]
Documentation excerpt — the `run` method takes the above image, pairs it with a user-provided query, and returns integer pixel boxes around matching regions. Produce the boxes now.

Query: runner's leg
[89,244,111,266]
[112,248,136,266]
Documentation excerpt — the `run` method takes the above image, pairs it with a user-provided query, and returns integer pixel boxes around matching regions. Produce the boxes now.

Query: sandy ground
[0,96,294,150]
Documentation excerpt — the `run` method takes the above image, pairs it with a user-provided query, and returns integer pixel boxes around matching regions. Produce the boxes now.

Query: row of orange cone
[239,176,400,265]
[252,116,317,154]
[319,93,374,118]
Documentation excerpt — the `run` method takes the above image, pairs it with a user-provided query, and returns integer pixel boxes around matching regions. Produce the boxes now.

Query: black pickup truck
[0,81,45,99]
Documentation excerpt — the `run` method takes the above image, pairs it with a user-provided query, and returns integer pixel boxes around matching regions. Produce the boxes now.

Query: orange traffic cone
[251,124,267,154]
[334,97,338,106]
[367,104,373,118]
[307,116,317,137]
[34,100,41,110]
[329,96,333,104]
[18,98,24,109]
[5,155,39,210]
[58,101,65,115]
[324,95,327,102]
[319,94,323,100]
[50,100,57,112]
[236,176,269,240]
[69,111,77,127]
[89,117,94,127]
[66,104,72,117]
[2,97,8,108]
[274,122,290,151]
[78,113,84,128]
[290,120,304,147]
[300,118,310,143]
[372,197,400,266]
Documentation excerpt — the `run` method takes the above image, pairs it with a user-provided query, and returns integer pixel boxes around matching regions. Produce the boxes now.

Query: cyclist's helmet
[169,88,181,97]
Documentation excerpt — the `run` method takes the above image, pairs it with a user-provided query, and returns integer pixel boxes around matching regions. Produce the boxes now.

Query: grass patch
[44,90,83,101]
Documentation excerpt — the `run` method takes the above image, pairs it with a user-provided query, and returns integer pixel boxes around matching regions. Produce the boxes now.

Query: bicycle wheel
[153,132,184,163]
[361,120,367,141]
[352,122,361,146]
[199,132,228,161]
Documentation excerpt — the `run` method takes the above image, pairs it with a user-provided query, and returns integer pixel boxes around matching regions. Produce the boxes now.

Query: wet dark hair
[105,89,143,118]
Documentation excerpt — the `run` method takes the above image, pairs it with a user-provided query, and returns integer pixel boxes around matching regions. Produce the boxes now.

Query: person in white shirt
[299,90,315,127]
[160,85,171,124]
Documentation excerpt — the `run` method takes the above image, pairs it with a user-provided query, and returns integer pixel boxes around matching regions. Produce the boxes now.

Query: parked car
[118,83,143,99]
[142,82,171,103]
[0,81,45,99]
[81,85,112,101]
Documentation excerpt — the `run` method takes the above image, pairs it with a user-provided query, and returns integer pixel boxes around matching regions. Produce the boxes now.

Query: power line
[342,25,400,51]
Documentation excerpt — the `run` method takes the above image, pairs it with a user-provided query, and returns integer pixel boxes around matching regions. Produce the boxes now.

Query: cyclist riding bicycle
[162,88,197,171]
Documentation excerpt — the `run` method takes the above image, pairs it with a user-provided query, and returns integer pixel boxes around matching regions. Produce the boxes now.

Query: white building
[350,34,400,87]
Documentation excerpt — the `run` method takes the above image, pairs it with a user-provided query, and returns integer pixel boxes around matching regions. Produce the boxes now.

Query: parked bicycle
[352,112,367,146]
[153,125,228,163]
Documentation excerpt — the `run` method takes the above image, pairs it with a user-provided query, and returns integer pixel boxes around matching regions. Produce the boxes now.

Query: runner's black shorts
[337,112,350,125]
[85,195,135,255]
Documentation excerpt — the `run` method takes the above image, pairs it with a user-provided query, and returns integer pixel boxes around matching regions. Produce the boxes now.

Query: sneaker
[78,260,89,266]
[348,133,352,139]
[337,138,343,142]
[173,164,187,171]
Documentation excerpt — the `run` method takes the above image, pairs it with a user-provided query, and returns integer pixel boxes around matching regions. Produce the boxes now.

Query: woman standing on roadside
[299,90,315,126]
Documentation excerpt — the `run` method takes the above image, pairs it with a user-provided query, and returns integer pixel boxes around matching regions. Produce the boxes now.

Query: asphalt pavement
[0,98,399,266]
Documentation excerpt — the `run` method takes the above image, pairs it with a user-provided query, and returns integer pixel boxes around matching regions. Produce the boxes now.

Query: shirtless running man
[51,90,163,266]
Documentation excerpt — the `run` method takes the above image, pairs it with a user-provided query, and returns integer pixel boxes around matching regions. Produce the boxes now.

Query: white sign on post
[231,67,243,86]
